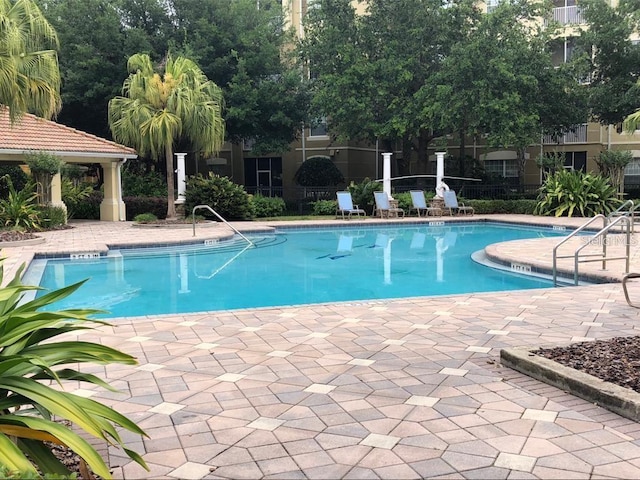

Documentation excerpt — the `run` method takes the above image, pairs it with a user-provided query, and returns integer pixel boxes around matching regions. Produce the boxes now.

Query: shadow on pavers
[500,346,640,422]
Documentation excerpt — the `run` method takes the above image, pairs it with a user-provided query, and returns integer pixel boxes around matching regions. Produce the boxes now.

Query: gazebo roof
[0,108,137,160]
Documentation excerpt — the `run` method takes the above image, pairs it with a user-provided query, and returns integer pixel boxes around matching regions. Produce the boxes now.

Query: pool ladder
[552,213,631,286]
[192,204,254,247]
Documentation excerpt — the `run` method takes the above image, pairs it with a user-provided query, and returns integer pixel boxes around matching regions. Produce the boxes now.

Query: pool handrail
[192,204,255,247]
[552,214,606,286]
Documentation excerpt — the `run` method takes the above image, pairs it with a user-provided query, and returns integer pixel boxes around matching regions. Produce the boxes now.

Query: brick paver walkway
[4,215,640,479]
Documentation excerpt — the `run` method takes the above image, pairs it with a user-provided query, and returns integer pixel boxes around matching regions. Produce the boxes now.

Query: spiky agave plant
[0,264,148,478]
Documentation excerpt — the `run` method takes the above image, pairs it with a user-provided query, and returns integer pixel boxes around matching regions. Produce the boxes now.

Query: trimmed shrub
[134,213,158,223]
[294,157,345,186]
[252,194,286,218]
[124,196,167,220]
[312,199,337,216]
[393,192,412,213]
[467,199,537,214]
[36,205,67,228]
[185,174,254,220]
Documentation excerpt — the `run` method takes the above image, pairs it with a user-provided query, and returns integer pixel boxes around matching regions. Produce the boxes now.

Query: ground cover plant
[0,264,148,478]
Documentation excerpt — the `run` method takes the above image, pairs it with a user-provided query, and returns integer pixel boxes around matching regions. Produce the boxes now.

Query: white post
[175,153,187,204]
[382,152,393,199]
[435,151,446,188]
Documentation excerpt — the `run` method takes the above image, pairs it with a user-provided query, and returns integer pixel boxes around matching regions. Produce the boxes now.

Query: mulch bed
[0,230,38,242]
[536,335,640,394]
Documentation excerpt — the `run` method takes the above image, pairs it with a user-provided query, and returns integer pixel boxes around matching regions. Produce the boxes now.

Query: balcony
[549,6,584,25]
[542,124,588,144]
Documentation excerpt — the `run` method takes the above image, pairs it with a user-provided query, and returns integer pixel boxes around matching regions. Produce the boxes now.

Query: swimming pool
[25,222,569,318]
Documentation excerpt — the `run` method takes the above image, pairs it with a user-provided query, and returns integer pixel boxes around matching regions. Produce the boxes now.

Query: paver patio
[4,215,640,479]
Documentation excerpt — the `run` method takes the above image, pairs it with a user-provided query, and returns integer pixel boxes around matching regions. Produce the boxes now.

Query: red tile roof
[0,108,137,158]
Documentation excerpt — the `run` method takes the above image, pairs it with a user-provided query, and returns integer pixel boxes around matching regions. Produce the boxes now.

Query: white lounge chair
[443,190,474,216]
[336,191,366,220]
[374,191,405,219]
[409,190,441,217]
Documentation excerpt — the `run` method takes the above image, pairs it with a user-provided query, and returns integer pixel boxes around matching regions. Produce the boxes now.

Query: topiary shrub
[124,196,167,220]
[251,194,286,218]
[312,199,337,216]
[534,169,621,217]
[24,151,64,205]
[185,174,254,220]
[294,157,345,186]
[393,192,412,213]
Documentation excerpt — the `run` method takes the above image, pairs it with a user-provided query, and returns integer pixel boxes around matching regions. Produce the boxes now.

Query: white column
[175,153,187,204]
[382,152,393,199]
[436,151,446,188]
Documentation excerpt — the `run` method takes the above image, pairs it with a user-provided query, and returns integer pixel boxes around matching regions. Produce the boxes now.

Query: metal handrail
[192,205,254,247]
[608,200,637,233]
[571,215,631,285]
[552,214,606,286]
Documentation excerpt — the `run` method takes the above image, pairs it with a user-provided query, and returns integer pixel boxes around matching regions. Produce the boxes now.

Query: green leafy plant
[251,195,286,218]
[35,205,67,229]
[534,169,621,217]
[122,163,167,198]
[347,178,382,215]
[133,212,158,223]
[24,152,65,205]
[0,165,28,200]
[0,264,148,478]
[185,173,255,220]
[0,177,40,231]
[293,157,345,186]
[61,178,93,220]
[312,199,337,216]
[124,197,166,220]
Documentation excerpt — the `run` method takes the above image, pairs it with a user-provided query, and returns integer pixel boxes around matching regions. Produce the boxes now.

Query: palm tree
[624,109,640,133]
[0,0,61,122]
[108,53,225,219]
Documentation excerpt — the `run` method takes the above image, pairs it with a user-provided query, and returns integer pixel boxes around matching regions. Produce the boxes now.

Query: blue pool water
[26,222,569,318]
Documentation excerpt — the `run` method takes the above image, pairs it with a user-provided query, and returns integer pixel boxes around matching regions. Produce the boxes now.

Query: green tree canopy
[578,0,640,126]
[108,53,225,219]
[0,0,61,122]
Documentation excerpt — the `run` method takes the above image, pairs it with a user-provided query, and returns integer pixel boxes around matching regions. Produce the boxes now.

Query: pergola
[0,108,137,221]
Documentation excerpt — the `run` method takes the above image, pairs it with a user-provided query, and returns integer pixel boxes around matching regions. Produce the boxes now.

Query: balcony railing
[549,5,584,25]
[543,124,588,144]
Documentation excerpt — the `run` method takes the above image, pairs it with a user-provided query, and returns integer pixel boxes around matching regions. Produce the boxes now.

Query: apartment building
[201,0,640,202]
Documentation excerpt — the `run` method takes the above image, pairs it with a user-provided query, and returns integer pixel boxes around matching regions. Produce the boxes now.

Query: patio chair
[336,191,366,220]
[623,273,640,308]
[374,191,405,219]
[443,190,474,216]
[409,190,441,217]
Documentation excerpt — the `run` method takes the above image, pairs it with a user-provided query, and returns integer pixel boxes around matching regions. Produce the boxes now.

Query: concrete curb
[0,236,45,248]
[500,346,640,422]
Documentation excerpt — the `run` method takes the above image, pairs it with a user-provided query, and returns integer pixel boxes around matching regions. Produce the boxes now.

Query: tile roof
[0,108,137,158]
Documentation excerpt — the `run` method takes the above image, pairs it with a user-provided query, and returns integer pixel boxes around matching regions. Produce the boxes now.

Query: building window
[244,157,283,197]
[309,117,328,137]
[484,159,519,178]
[624,158,640,187]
